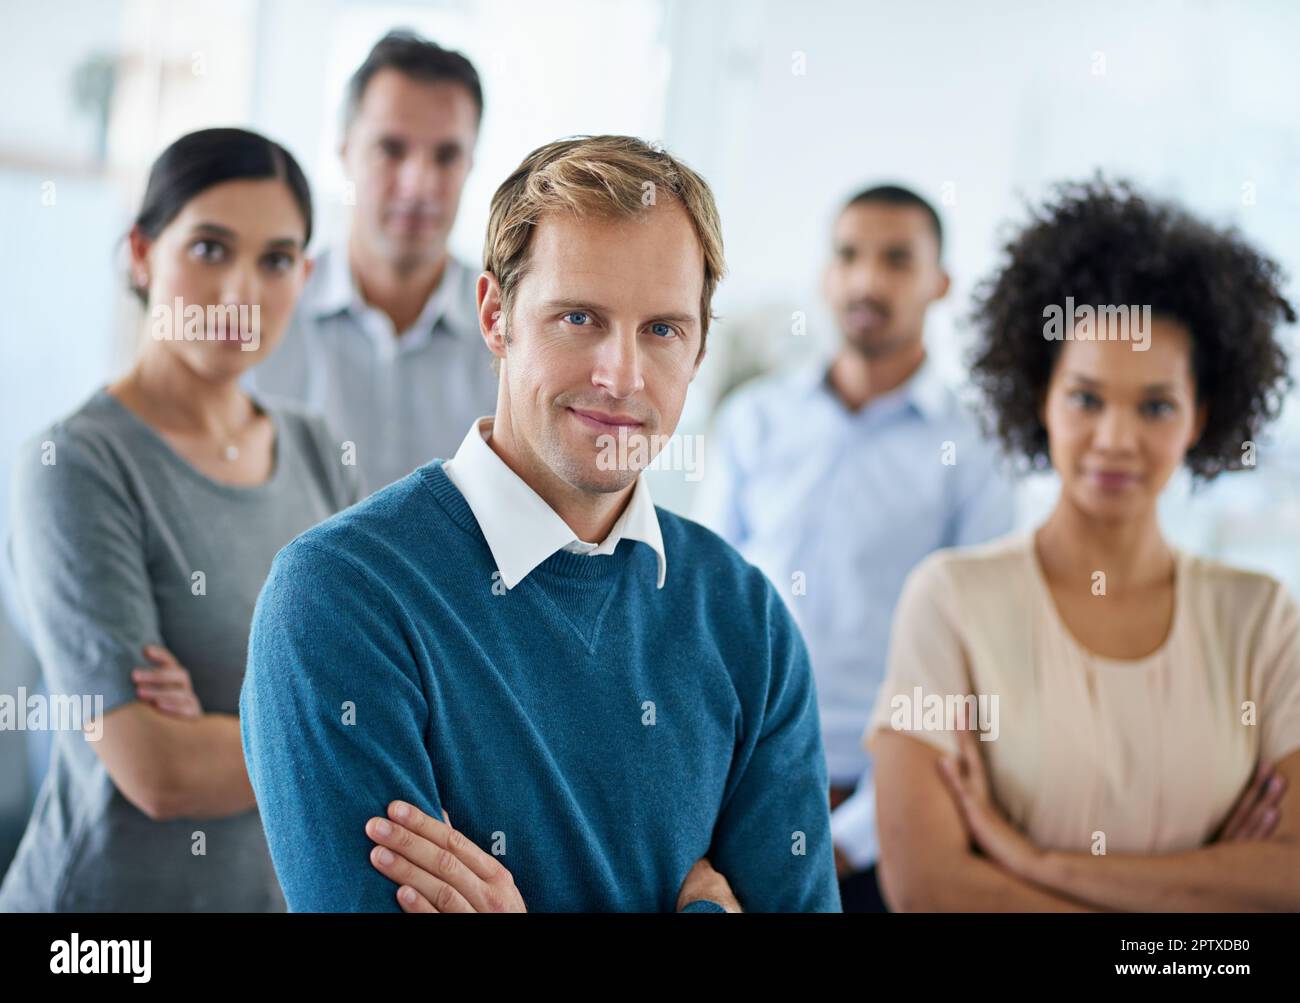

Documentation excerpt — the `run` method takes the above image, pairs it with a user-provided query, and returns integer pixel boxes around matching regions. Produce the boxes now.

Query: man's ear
[691,340,708,380]
[478,271,508,359]
[338,128,354,178]
[933,267,951,303]
[301,254,315,285]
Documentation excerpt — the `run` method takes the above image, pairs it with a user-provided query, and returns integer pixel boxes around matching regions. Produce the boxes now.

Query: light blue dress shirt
[247,247,499,494]
[694,355,1015,867]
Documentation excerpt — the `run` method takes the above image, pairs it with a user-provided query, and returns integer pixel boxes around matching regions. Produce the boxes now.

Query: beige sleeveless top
[867,531,1300,854]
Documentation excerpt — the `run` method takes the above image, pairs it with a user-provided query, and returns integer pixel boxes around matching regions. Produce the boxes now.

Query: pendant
[224,444,240,461]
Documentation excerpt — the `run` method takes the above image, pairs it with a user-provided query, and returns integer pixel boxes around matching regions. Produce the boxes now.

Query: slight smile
[567,407,644,432]
[1087,469,1141,491]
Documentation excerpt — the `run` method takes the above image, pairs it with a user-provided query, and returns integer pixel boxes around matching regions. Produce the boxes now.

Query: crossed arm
[872,728,1300,912]
[92,644,254,821]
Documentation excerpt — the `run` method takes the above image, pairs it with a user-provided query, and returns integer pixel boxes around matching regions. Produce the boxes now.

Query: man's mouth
[844,301,889,330]
[567,407,644,433]
[385,208,442,231]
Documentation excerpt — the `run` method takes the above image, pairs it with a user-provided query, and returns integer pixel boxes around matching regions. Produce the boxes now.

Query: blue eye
[650,322,675,338]
[1069,390,1101,410]
[1142,399,1175,418]
[564,311,590,326]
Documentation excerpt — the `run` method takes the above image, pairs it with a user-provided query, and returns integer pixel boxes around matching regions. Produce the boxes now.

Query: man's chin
[565,464,640,495]
[549,449,640,495]
[842,327,900,358]
[379,234,445,268]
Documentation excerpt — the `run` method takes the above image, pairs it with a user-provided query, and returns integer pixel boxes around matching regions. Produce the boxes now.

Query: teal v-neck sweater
[240,461,840,912]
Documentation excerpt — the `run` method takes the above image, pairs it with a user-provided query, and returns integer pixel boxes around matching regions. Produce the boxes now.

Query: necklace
[129,372,254,462]
[210,404,256,461]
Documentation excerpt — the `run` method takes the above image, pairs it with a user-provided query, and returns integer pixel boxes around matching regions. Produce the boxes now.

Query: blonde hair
[483,135,725,354]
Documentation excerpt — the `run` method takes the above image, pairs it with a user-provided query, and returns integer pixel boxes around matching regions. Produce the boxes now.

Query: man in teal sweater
[240,135,841,912]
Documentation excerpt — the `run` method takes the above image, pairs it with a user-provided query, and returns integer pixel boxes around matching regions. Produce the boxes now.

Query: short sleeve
[8,427,159,715]
[865,553,973,758]
[1254,581,1300,765]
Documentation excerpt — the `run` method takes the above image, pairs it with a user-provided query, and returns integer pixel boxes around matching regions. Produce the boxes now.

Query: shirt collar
[306,247,480,345]
[901,354,951,422]
[305,245,356,319]
[441,417,667,591]
[805,351,950,423]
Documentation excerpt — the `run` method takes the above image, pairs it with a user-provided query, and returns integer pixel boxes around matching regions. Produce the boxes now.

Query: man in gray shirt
[249,30,498,493]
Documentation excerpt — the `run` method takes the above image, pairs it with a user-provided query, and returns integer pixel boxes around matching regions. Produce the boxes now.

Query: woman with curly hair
[867,178,1300,911]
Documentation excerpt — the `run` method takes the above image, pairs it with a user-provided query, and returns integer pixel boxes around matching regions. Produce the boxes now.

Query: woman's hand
[131,644,203,719]
[937,725,1043,881]
[1214,760,1286,842]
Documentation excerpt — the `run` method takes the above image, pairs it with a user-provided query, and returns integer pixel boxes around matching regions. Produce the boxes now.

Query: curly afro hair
[968,177,1295,480]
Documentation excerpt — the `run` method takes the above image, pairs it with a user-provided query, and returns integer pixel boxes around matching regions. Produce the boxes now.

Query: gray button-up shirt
[248,246,499,494]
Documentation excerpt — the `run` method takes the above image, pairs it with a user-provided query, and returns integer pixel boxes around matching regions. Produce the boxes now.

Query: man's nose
[591,328,644,399]
[847,259,888,300]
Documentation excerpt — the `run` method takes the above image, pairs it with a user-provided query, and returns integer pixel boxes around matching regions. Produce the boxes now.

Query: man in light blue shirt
[249,30,498,493]
[695,185,1014,909]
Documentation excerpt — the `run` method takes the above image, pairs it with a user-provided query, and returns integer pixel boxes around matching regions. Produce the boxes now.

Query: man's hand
[366,801,526,912]
[1214,761,1286,843]
[676,857,743,913]
[131,644,203,719]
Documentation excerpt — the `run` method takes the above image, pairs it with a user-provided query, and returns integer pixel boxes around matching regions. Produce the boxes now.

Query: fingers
[133,666,201,718]
[1240,774,1286,841]
[952,727,990,799]
[389,801,504,884]
[142,644,179,667]
[152,695,201,719]
[397,885,439,913]
[137,693,200,719]
[366,806,502,912]
[368,842,474,912]
[1260,771,1287,810]
[1220,761,1274,841]
[133,646,201,718]
[1242,805,1279,841]
[132,665,192,689]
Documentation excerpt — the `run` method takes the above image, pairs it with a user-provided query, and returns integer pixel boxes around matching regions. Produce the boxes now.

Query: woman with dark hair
[868,178,1300,910]
[0,128,360,911]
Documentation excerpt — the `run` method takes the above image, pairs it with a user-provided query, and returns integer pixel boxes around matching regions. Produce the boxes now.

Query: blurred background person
[246,29,498,494]
[870,179,1300,911]
[694,185,1014,910]
[0,128,360,910]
